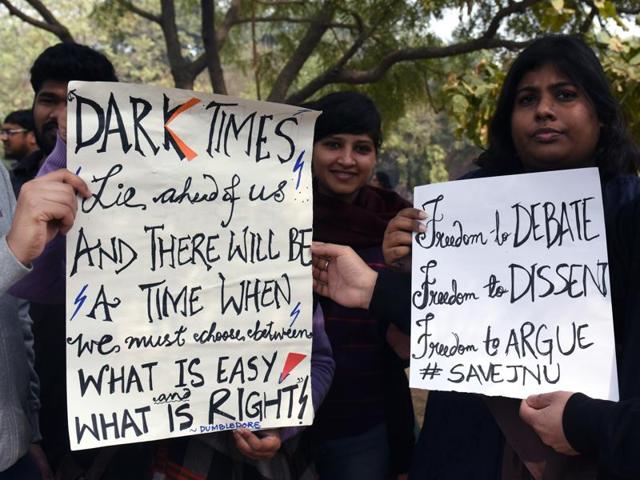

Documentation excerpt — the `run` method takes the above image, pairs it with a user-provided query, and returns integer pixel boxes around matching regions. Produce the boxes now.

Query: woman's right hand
[382,207,426,272]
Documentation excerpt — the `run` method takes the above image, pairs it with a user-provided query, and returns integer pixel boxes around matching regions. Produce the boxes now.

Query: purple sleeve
[9,137,68,303]
[280,304,334,441]
[37,135,68,176]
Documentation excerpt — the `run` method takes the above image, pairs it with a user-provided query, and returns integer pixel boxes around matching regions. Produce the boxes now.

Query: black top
[10,149,44,196]
[371,170,640,479]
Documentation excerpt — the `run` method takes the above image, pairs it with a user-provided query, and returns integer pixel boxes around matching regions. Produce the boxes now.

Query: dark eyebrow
[516,81,577,94]
[36,91,64,99]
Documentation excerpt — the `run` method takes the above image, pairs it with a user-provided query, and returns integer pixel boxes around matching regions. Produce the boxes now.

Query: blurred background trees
[1,0,638,190]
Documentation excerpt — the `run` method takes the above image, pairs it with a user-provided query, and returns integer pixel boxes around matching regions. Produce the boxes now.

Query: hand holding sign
[410,168,618,401]
[233,428,281,460]
[519,391,578,455]
[382,207,426,271]
[66,81,319,450]
[8,170,90,265]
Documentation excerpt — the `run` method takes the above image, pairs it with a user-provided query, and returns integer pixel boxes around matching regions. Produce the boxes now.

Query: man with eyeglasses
[1,110,43,196]
[7,42,151,480]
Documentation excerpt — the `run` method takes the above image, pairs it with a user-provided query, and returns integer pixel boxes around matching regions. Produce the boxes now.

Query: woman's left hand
[519,391,578,455]
[233,428,282,460]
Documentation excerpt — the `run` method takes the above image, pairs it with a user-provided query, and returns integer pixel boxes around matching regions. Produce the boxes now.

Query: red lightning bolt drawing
[279,352,307,383]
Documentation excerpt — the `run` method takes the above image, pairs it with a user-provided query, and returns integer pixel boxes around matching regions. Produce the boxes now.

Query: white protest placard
[410,168,618,401]
[65,81,319,450]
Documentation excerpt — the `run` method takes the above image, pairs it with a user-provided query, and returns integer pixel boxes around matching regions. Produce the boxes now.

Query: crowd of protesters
[1,34,639,480]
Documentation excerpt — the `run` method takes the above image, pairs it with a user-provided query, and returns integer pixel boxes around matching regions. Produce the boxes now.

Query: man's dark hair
[478,34,639,177]
[30,43,118,92]
[4,109,34,131]
[303,91,382,150]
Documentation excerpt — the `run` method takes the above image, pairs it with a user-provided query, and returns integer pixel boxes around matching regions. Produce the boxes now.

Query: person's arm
[520,193,640,476]
[312,241,412,330]
[7,169,91,302]
[369,269,412,335]
[292,304,334,420]
[564,394,640,476]
[0,236,31,295]
[17,297,41,443]
[561,194,640,476]
[17,297,53,479]
[234,305,335,458]
[0,167,30,294]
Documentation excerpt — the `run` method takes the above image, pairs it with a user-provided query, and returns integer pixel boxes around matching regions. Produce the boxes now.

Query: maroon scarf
[313,185,411,247]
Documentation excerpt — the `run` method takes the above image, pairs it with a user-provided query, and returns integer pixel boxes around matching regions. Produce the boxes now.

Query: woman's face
[313,133,377,203]
[510,63,601,171]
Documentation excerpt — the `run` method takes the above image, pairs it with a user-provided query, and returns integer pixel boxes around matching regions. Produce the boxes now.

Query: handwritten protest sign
[410,168,618,401]
[65,81,319,450]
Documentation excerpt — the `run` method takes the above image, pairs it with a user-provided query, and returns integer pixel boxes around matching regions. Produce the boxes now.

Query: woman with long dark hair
[311,35,640,479]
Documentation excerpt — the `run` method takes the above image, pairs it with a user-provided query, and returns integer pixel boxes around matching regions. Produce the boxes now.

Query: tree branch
[26,0,61,25]
[0,0,74,42]
[334,4,364,33]
[286,0,543,103]
[217,0,241,47]
[324,3,390,76]
[579,6,598,34]
[286,37,529,104]
[482,0,543,39]
[232,16,356,29]
[116,0,162,24]
[267,1,335,101]
[201,0,227,94]
[158,0,194,88]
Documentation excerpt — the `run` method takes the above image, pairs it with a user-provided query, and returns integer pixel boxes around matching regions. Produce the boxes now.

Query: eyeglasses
[0,128,28,137]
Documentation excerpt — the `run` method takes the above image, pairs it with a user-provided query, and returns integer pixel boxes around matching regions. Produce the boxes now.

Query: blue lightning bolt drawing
[289,301,302,328]
[293,150,305,190]
[70,284,88,321]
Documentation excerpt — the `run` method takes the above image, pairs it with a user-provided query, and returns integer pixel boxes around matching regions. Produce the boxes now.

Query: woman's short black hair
[30,43,118,93]
[303,91,382,150]
[478,34,639,177]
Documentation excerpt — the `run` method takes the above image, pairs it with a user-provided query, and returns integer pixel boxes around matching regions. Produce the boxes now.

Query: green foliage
[0,5,59,117]
[440,55,505,146]
[1,0,638,184]
[380,105,481,191]
[594,32,640,142]
[435,3,640,149]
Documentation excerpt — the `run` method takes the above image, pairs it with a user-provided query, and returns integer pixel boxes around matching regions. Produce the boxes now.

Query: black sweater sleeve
[369,269,412,335]
[563,187,640,478]
[563,393,640,478]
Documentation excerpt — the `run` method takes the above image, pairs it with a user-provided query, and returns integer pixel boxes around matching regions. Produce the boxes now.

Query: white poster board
[410,168,618,401]
[65,81,319,450]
